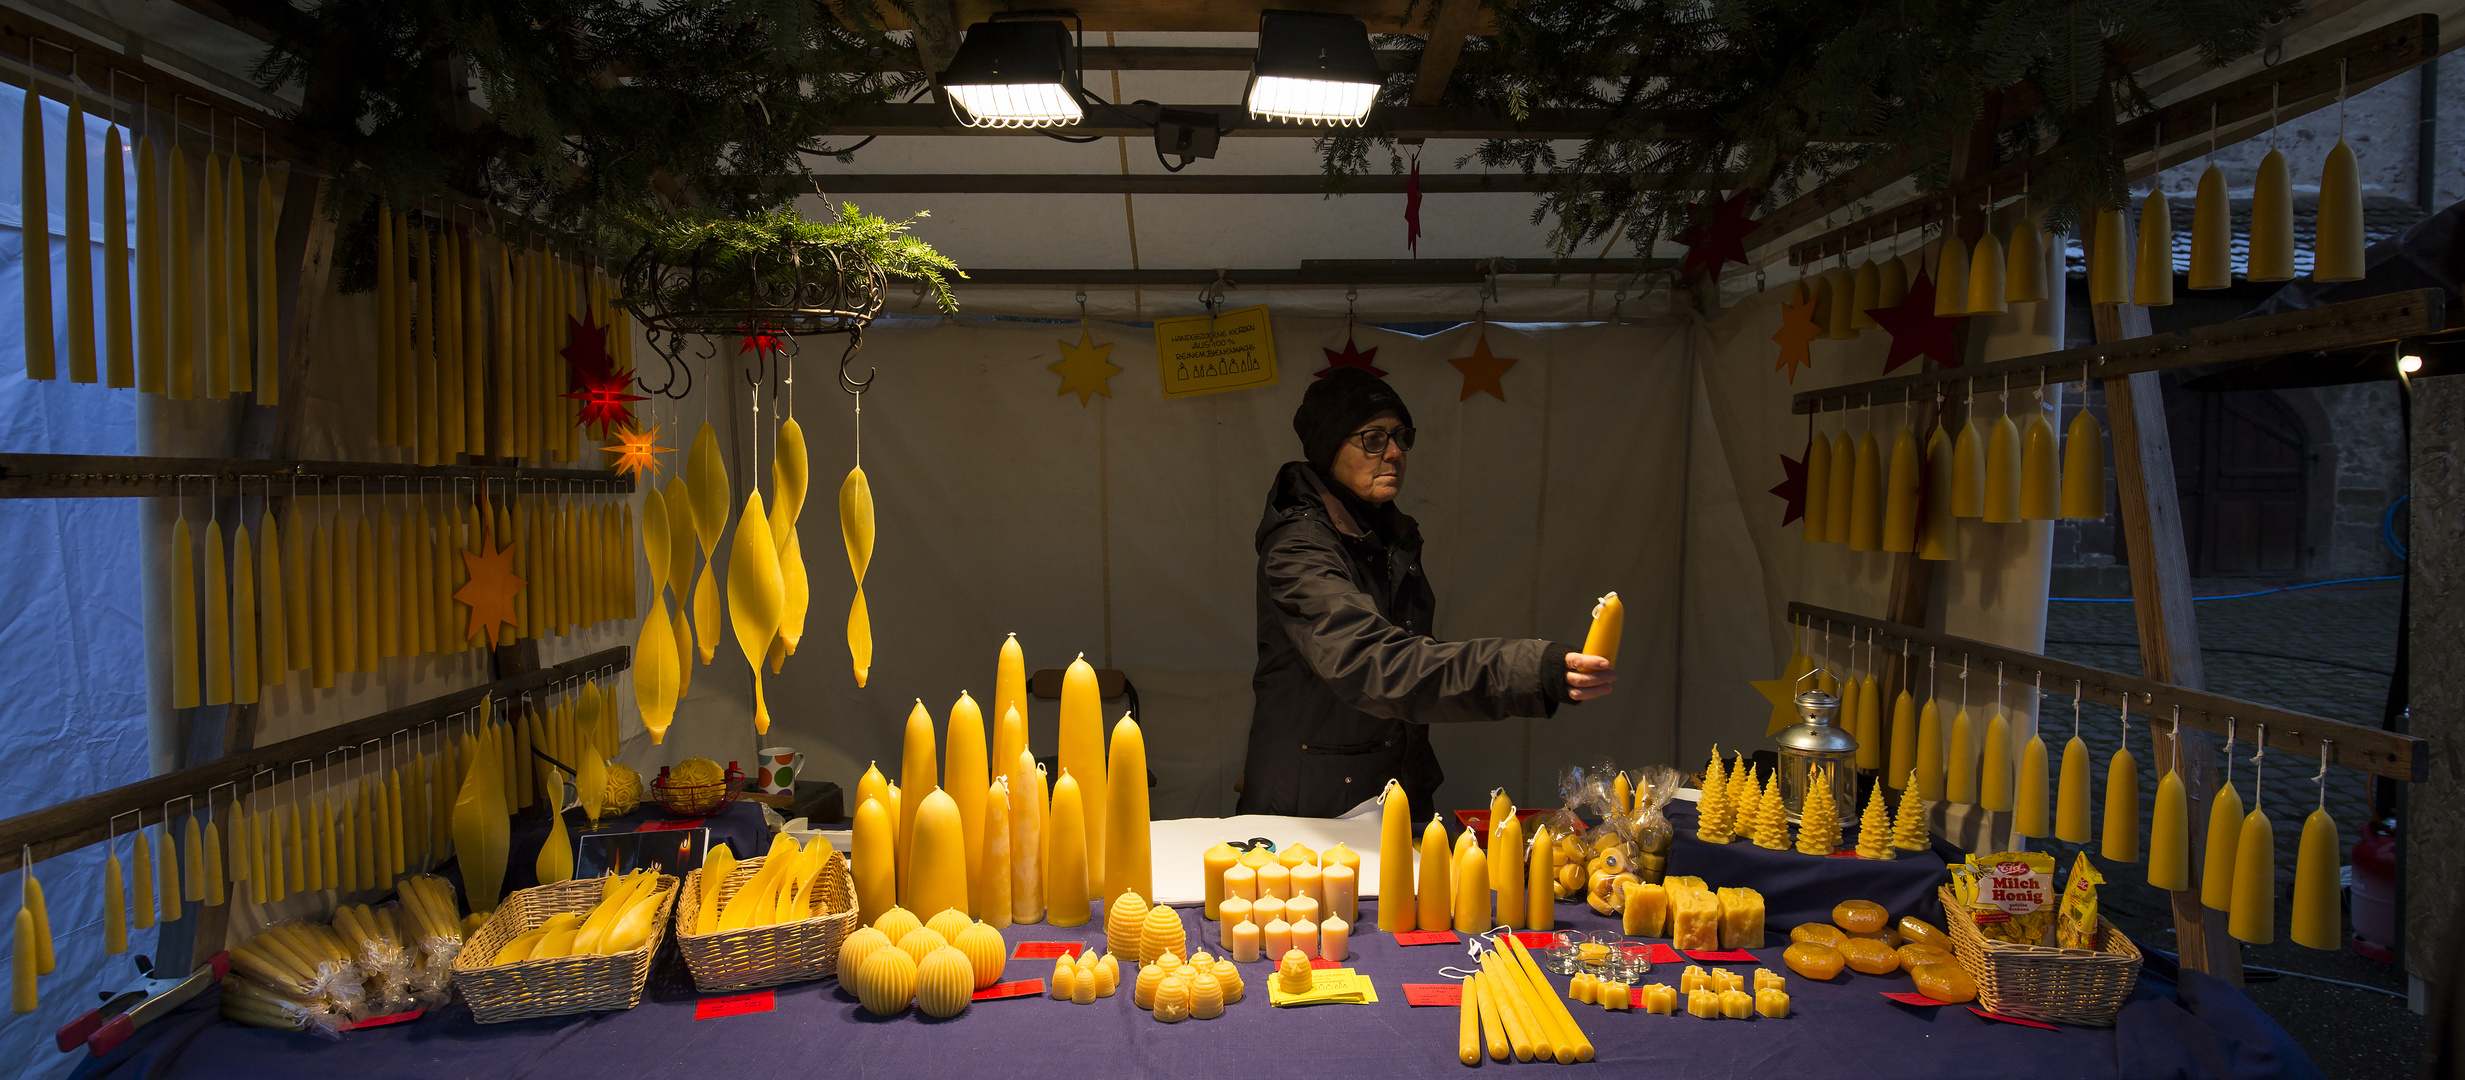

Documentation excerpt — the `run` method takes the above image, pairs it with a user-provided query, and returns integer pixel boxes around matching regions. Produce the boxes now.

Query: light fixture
[940,20,1083,129]
[2400,353,2424,374]
[1246,11,1383,125]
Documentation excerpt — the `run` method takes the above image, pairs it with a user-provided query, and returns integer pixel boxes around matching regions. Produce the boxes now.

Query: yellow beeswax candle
[2312,142,2362,281]
[1984,412,2022,524]
[1824,430,1855,544]
[1457,973,1481,1066]
[231,523,258,705]
[1915,698,1944,800]
[1945,708,1976,805]
[1417,815,1452,932]
[1966,230,2006,315]
[202,521,231,705]
[2056,736,2093,843]
[1257,861,1290,900]
[63,100,96,384]
[993,635,1028,765]
[1951,415,1987,519]
[2133,187,2173,307]
[1523,825,1552,931]
[2014,735,2050,838]
[1012,750,1044,925]
[983,777,1013,929]
[898,700,937,906]
[2188,165,2232,290]
[21,874,50,976]
[1878,251,1908,308]
[1854,676,1883,770]
[1582,592,1623,666]
[1202,843,1239,920]
[1262,916,1292,958]
[2061,408,2106,520]
[2227,808,2276,943]
[1802,429,1832,543]
[1849,428,1884,551]
[1883,425,1921,552]
[2291,808,2341,950]
[254,164,278,402]
[1292,863,1323,907]
[1378,781,1415,932]
[1103,714,1152,910]
[1057,656,1107,892]
[853,796,895,927]
[2248,148,2294,282]
[1822,266,1855,340]
[20,90,53,383]
[1933,234,1969,318]
[1490,811,1524,930]
[2148,770,2191,892]
[908,787,969,920]
[2200,776,2244,910]
[1849,259,1879,329]
[2006,217,2048,303]
[945,693,990,915]
[11,908,33,1014]
[2020,410,2061,520]
[1888,690,1917,787]
[170,519,199,709]
[2088,206,2129,305]
[1918,425,1958,560]
[1979,710,2012,812]
[104,851,126,954]
[1044,771,1091,927]
[2104,745,2141,863]
[1453,845,1490,932]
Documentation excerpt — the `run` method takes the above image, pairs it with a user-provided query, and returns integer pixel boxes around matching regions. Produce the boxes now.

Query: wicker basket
[452,875,678,1023]
[1936,884,2142,1027]
[673,852,859,992]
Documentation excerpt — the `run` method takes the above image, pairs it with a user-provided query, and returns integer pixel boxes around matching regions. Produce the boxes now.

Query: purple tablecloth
[74,891,2320,1080]
[1659,798,1964,931]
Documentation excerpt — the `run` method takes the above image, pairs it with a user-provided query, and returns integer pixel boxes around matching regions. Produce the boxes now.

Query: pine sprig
[635,204,966,313]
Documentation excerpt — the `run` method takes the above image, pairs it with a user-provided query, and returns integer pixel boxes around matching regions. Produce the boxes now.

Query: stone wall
[2405,372,2463,988]
[2150,60,2450,207]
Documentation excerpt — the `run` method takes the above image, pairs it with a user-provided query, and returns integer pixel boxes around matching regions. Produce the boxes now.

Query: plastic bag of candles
[1610,765,1682,879]
[332,903,415,1013]
[224,921,367,1034]
[1951,851,2055,946]
[393,874,466,1001]
[2054,852,2104,951]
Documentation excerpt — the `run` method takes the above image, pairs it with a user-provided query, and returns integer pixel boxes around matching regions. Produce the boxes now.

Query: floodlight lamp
[1246,11,1383,125]
[940,20,1084,128]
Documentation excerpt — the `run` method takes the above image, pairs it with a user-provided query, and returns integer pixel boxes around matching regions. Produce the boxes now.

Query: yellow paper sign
[1154,303,1279,398]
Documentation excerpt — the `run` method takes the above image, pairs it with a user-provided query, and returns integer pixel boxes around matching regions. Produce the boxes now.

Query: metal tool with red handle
[57,953,228,1057]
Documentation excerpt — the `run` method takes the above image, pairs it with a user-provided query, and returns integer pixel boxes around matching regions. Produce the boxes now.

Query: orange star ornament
[1447,330,1520,401]
[1772,283,1821,382]
[604,423,674,480]
[455,521,526,648]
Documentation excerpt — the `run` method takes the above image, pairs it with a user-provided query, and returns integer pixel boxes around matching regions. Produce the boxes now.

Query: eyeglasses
[1348,426,1416,456]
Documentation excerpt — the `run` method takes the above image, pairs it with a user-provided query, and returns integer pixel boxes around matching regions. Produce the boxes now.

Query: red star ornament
[1677,188,1762,281]
[559,315,642,435]
[740,332,788,358]
[603,423,673,480]
[454,522,526,648]
[1317,335,1386,378]
[1770,447,1809,527]
[1771,285,1821,383]
[561,315,615,389]
[1867,269,1965,373]
[1447,331,1519,401]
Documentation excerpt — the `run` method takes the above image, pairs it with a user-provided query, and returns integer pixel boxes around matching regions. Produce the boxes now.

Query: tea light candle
[1291,863,1323,906]
[1202,842,1240,920]
[1229,918,1262,962]
[1291,918,1320,958]
[1257,862,1291,900]
[1320,916,1350,962]
[1263,917,1293,958]
[1322,864,1358,924]
[1223,864,1258,903]
[1285,895,1320,927]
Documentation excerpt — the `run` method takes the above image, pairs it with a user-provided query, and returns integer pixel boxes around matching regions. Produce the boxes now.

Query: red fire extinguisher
[2351,815,2398,964]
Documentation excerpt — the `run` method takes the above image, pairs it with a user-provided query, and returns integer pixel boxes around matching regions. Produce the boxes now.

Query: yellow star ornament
[1447,331,1519,401]
[1771,283,1822,383]
[1050,328,1123,406]
[1752,650,1813,736]
[604,423,674,480]
[455,527,527,649]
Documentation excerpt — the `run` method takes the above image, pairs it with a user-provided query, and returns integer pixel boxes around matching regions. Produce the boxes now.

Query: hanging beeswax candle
[1378,780,1415,932]
[2228,807,2275,943]
[204,149,228,396]
[1952,413,1986,519]
[1416,815,1451,932]
[1918,425,1957,560]
[2292,806,2342,950]
[231,521,258,705]
[2056,732,2093,843]
[1882,424,1921,553]
[1915,697,1944,801]
[1877,251,1908,309]
[2200,767,2244,910]
[168,145,195,398]
[224,155,248,392]
[1978,709,2012,812]
[2133,188,2173,307]
[203,521,231,705]
[686,424,727,663]
[63,100,95,383]
[255,164,279,401]
[2020,407,2061,520]
[1855,674,1883,770]
[1944,706,1977,805]
[1933,234,1969,318]
[103,847,126,955]
[2315,141,2364,282]
[2189,165,2232,290]
[1103,715,1152,910]
[170,519,200,708]
[1984,409,2022,524]
[1802,430,1832,544]
[182,816,206,903]
[2249,148,2294,282]
[727,492,785,734]
[1849,259,1880,329]
[2088,207,2130,306]
[1045,771,1091,927]
[2103,738,2141,863]
[21,90,52,381]
[158,823,182,921]
[1848,427,1883,552]
[2014,734,2050,838]
[1888,689,1917,787]
[2148,768,2191,893]
[1824,430,1855,544]
[1823,267,1855,340]
[1964,228,2006,315]
[2006,217,2048,303]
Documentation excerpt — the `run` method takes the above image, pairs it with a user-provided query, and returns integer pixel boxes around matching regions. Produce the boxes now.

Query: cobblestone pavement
[2041,578,2414,1080]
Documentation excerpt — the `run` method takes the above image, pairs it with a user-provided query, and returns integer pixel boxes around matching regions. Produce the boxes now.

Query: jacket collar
[1258,460,1420,552]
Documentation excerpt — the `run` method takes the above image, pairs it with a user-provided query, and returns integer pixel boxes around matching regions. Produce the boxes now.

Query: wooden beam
[886,45,1419,72]
[948,0,1495,34]
[1791,289,2447,414]
[909,0,961,80]
[823,102,1712,140]
[950,258,1670,287]
[782,172,1731,194]
[0,453,630,499]
[1408,0,1485,109]
[0,18,318,164]
[0,647,632,874]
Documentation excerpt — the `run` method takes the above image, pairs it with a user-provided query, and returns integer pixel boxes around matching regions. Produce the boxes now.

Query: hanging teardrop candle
[2088,207,2130,306]
[1882,424,1921,553]
[2227,807,2276,943]
[2132,188,2174,307]
[2056,735,2093,844]
[1951,410,1986,519]
[1850,259,1881,329]
[1983,409,2022,524]
[1914,696,1944,801]
[1823,267,1857,340]
[1933,234,1970,318]
[1978,709,2011,812]
[2315,140,2365,283]
[2248,148,2295,282]
[2005,217,2047,303]
[1965,230,2006,315]
[2013,735,2050,838]
[2103,739,2141,864]
[2019,406,2062,521]
[2291,807,2342,949]
[1876,252,1908,309]
[1887,689,1916,789]
[1917,425,1957,561]
[2200,770,2244,911]
[2147,769,2190,892]
[2060,406,2106,520]
[1848,426,1883,552]
[2188,165,2232,290]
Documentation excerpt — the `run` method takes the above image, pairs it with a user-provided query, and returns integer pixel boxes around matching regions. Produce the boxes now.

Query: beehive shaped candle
[1877,252,1909,309]
[1850,259,1881,329]
[1918,426,1958,560]
[1952,415,1987,519]
[1190,969,1226,1019]
[2014,735,2051,838]
[2188,165,2232,289]
[2019,408,2062,520]
[1933,235,1970,318]
[2089,207,2130,305]
[1105,888,1148,959]
[2148,769,2191,892]
[2227,808,2276,943]
[1141,903,1187,965]
[1823,267,1857,340]
[1984,412,2022,523]
[2249,148,2295,282]
[1945,708,1977,805]
[907,788,970,920]
[2291,808,2342,950]
[1848,428,1884,551]
[916,946,975,1018]
[2133,188,2174,307]
[2103,743,2141,863]
[1377,781,1415,932]
[2200,775,2245,910]
[2315,140,2365,282]
[1965,229,2007,315]
[1802,431,1833,544]
[1883,425,1922,552]
[2006,218,2048,303]
[1979,711,2013,812]
[1416,815,1452,932]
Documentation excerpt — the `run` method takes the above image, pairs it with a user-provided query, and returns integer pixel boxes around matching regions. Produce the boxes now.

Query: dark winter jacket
[1238,461,1574,818]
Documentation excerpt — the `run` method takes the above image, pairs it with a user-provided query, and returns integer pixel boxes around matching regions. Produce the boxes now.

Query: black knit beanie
[1293,368,1414,470]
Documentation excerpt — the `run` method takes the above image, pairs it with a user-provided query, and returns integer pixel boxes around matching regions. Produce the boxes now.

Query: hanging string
[2338,58,2348,137]
[2171,707,2184,772]
[2219,716,2235,789]
[2249,725,2268,804]
[2118,692,2132,759]
[2314,741,2332,813]
[2072,679,2084,738]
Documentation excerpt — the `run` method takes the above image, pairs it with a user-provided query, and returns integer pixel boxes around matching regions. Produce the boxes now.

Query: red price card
[346,1009,424,1030]
[1969,1007,2059,1030]
[694,992,776,1020]
[637,818,706,832]
[1012,941,1086,959]
[1828,850,1864,858]
[1393,929,1460,946]
[1310,957,1341,969]
[1512,933,1560,949]
[1629,987,1649,1009]
[1683,949,1759,963]
[1621,943,1686,965]
[1402,983,1463,1007]
[974,980,1044,1001]
[1881,991,1952,1007]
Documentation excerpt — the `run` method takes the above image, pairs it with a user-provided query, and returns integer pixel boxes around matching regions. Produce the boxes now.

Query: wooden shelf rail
[1787,603,2424,783]
[0,453,632,500]
[0,646,632,875]
[1789,289,2445,415]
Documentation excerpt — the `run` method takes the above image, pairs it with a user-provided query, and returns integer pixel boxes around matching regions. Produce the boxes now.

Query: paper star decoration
[560,315,642,435]
[454,523,526,649]
[1867,269,1965,373]
[1771,286,1822,382]
[1769,448,1808,526]
[1677,188,1762,281]
[740,332,788,358]
[1317,335,1386,378]
[604,423,674,480]
[1049,328,1123,406]
[1752,651,1813,736]
[1447,331,1519,402]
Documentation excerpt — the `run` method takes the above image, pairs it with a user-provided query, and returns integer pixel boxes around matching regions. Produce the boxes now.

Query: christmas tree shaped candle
[1856,779,1895,860]
[1890,774,1930,851]
[1795,767,1841,855]
[1751,773,1789,851]
[1695,747,1734,843]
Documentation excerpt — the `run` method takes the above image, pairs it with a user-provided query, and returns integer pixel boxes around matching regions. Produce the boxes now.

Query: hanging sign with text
[1155,303,1279,398]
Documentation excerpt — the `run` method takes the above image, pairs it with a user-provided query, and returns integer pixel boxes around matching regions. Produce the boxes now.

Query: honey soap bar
[1716,886,1765,950]
[1671,888,1722,952]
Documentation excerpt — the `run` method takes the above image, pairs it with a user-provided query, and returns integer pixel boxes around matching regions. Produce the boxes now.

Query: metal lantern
[1776,678,1858,824]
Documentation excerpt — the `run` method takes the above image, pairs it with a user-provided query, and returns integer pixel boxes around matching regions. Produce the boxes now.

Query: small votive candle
[1321,864,1358,923]
[1252,894,1286,926]
[1218,898,1253,943]
[1285,895,1320,927]
[1263,917,1293,958]
[1257,863,1292,900]
[1229,919,1262,963]
[1291,918,1320,958]
[1291,864,1324,906]
[1319,916,1350,962]
[1223,864,1258,903]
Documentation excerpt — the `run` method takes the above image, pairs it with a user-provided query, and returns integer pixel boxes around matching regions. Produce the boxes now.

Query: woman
[1239,368,1615,817]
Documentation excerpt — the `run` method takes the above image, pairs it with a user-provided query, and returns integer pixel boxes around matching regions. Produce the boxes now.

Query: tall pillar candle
[1944,708,1976,805]
[2013,735,2050,838]
[2102,745,2141,863]
[982,778,1013,929]
[2055,736,2093,843]
[1416,815,1451,932]
[1524,823,1554,932]
[1057,656,1107,892]
[1978,710,2012,812]
[1489,810,1525,930]
[1203,842,1240,920]
[1102,714,1151,911]
[993,635,1028,772]
[2226,809,2275,943]
[1044,771,1091,927]
[1887,691,1916,789]
[1377,782,1416,932]
[853,796,895,927]
[2148,770,2191,892]
[1011,752,1045,925]
[2290,808,2341,950]
[2199,775,2244,911]
[1452,845,1490,932]
[898,701,937,906]
[1915,699,1944,801]
[907,787,969,919]
[945,692,990,916]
